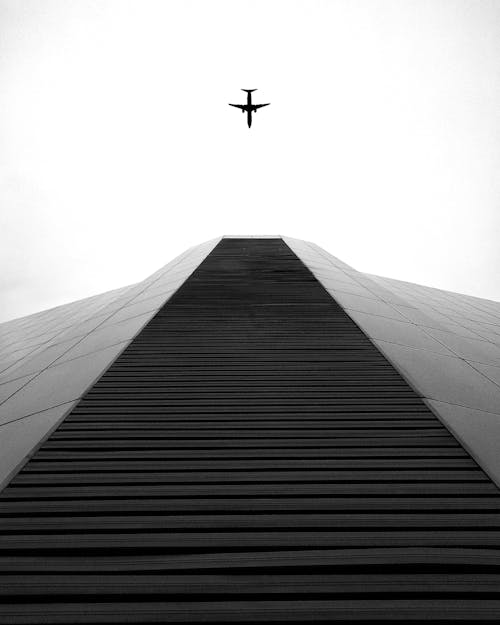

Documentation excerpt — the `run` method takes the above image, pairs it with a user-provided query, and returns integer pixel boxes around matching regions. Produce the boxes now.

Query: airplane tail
[241,89,257,93]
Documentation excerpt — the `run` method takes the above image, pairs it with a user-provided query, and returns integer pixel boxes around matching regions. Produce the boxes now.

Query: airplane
[229,89,270,128]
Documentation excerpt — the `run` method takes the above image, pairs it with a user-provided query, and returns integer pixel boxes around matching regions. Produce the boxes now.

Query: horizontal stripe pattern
[1,238,500,623]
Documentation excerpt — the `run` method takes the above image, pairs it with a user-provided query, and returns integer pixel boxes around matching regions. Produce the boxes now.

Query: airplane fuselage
[236,104,255,128]
[244,91,255,127]
[246,107,254,128]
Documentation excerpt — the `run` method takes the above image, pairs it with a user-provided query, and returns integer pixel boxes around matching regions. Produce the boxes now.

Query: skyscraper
[1,237,500,622]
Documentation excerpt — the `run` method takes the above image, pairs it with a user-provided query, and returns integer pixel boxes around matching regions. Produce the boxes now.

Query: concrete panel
[51,314,111,343]
[473,362,500,388]
[0,338,81,384]
[430,321,486,341]
[51,313,153,365]
[388,305,451,332]
[330,292,408,322]
[374,340,500,414]
[0,348,36,375]
[101,293,172,326]
[0,343,127,427]
[423,328,500,367]
[132,281,182,302]
[0,374,35,405]
[346,310,456,356]
[463,323,500,344]
[353,276,414,307]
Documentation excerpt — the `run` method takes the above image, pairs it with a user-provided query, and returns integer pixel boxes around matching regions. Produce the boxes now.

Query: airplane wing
[228,104,246,110]
[253,103,270,109]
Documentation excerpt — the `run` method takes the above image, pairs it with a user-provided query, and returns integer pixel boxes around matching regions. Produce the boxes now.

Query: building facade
[1,237,500,622]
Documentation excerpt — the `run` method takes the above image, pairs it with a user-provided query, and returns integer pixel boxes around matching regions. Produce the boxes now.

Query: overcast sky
[1,0,499,322]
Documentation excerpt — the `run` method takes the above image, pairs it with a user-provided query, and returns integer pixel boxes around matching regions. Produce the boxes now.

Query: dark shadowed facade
[1,237,500,622]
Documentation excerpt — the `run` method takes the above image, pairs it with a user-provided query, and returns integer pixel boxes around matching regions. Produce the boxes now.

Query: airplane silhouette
[229,89,270,128]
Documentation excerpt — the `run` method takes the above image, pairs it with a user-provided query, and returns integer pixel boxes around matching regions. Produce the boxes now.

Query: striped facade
[1,237,500,622]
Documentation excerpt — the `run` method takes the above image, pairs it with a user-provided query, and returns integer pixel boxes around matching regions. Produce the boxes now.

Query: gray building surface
[1,236,500,622]
[0,237,221,491]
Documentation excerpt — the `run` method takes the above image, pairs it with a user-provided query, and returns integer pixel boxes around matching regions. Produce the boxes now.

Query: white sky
[1,0,499,322]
